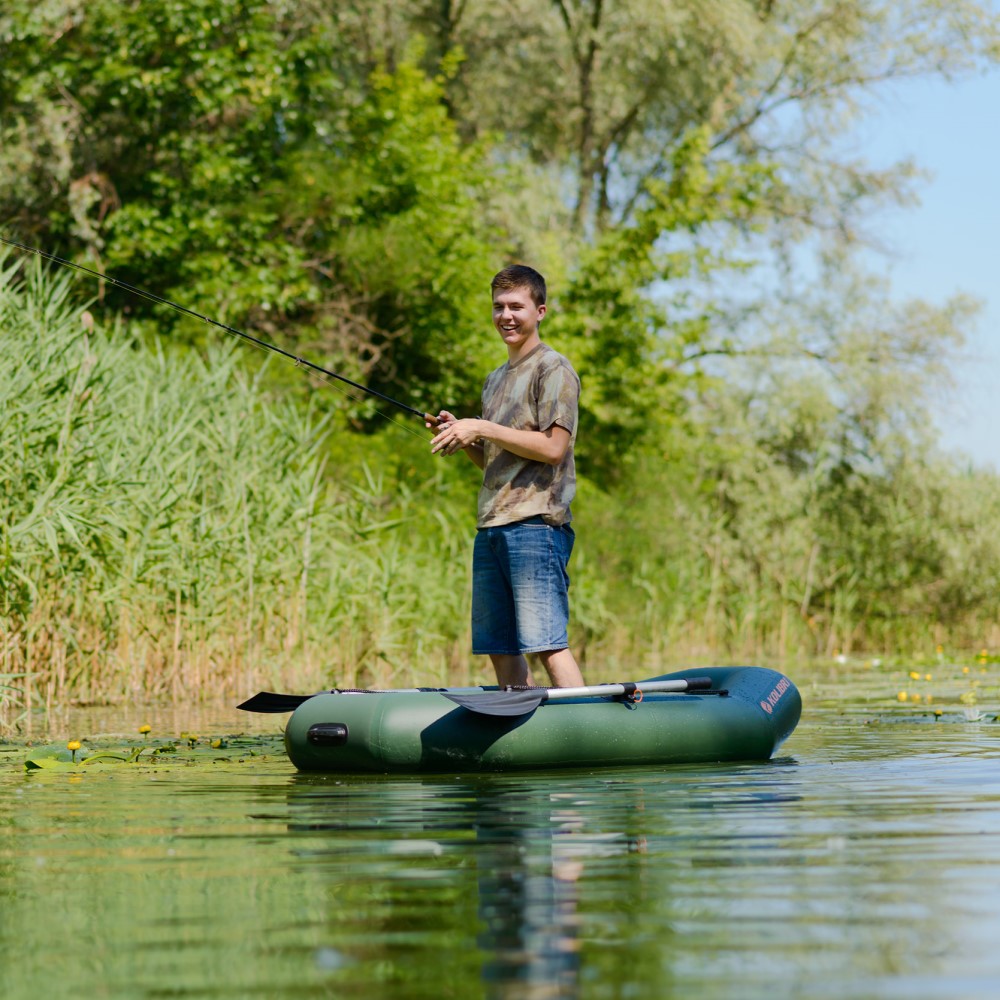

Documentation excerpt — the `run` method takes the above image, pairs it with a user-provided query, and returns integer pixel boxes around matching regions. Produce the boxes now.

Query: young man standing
[429,265,585,689]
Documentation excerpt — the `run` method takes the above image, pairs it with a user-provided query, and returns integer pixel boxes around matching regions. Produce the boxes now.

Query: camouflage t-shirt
[476,343,580,528]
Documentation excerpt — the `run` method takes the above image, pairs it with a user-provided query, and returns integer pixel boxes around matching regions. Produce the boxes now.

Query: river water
[2,666,999,999]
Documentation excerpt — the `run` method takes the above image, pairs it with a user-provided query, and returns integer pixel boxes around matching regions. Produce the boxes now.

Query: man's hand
[426,409,456,432]
[431,417,482,457]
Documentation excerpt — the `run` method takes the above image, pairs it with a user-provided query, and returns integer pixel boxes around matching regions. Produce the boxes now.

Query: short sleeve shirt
[476,343,580,528]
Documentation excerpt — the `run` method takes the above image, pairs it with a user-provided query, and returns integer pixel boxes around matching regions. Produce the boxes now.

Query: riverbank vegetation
[3,1,1000,722]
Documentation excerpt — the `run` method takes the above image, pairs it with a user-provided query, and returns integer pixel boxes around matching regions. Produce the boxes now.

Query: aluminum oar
[238,687,431,713]
[237,676,719,716]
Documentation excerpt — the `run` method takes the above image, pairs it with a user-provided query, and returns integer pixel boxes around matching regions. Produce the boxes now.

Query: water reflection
[5,708,1000,999]
[283,775,591,996]
[472,785,587,998]
[279,765,805,998]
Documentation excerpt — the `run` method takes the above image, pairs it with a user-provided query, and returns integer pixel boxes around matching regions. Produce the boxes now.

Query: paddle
[237,691,333,713]
[237,677,718,716]
[237,687,438,714]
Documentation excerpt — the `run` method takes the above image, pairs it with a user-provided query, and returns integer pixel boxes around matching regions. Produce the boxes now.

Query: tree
[409,0,1000,241]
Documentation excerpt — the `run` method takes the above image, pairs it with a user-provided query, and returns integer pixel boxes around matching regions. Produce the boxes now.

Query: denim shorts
[472,516,575,656]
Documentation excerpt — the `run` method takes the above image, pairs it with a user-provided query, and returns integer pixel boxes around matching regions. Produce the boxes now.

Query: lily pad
[22,734,283,773]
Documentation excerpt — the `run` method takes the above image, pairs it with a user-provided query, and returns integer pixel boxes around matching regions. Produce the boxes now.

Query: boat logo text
[759,677,791,715]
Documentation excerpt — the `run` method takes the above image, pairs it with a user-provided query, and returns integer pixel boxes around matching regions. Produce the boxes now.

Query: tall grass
[0,256,476,726]
[581,434,1000,666]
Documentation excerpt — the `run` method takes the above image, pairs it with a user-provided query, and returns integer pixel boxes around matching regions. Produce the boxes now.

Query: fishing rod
[0,234,441,427]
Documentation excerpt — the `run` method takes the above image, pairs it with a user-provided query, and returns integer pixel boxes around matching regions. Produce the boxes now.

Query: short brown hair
[491,265,546,306]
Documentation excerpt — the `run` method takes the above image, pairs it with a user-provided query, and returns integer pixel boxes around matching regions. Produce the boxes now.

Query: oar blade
[237,691,317,714]
[443,688,548,717]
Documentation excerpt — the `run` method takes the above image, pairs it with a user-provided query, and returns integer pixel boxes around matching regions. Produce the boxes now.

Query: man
[429,265,585,688]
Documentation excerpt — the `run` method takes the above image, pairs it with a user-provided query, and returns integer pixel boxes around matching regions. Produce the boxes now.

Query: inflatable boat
[238,665,801,774]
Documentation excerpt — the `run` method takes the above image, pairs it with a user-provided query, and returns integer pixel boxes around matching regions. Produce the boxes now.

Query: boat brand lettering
[759,677,791,715]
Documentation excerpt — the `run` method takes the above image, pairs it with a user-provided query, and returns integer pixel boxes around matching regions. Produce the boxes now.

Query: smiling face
[492,286,546,361]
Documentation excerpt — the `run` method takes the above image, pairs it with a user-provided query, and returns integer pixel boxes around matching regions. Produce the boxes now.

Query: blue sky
[857,67,1000,470]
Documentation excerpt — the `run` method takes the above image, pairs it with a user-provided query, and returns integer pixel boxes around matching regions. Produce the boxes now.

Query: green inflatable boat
[239,666,801,774]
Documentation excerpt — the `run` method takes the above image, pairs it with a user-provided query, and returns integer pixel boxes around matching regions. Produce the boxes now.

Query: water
[2,681,1000,999]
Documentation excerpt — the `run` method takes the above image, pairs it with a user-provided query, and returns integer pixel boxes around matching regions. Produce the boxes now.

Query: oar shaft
[542,677,711,702]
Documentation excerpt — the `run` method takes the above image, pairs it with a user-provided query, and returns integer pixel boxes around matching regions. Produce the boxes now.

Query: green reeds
[0,255,472,726]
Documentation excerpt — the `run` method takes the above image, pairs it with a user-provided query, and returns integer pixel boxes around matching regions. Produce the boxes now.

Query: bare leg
[489,653,536,687]
[537,648,585,688]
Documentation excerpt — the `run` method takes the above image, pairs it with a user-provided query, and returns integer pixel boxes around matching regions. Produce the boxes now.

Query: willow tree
[306,1,1000,476]
[395,0,1000,238]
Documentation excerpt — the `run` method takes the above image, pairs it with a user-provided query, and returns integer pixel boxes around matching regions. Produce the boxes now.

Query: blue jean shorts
[472,516,575,656]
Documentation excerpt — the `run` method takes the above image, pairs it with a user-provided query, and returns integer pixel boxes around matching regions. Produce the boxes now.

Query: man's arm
[430,417,570,466]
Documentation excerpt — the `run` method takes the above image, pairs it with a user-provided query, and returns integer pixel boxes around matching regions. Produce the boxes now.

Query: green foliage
[300,53,505,418]
[409,0,1000,237]
[577,255,998,658]
[549,127,780,479]
[0,2,503,415]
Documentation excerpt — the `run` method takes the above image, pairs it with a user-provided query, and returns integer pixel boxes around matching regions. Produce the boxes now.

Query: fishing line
[235,334,430,442]
[0,234,440,436]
